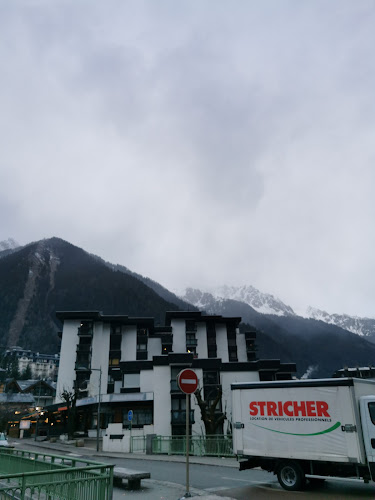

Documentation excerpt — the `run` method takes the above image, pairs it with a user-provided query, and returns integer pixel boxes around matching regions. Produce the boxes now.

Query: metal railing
[152,435,233,457]
[0,448,113,500]
[128,435,233,457]
[130,436,146,453]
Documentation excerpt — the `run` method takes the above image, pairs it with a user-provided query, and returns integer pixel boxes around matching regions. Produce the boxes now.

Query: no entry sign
[177,368,199,394]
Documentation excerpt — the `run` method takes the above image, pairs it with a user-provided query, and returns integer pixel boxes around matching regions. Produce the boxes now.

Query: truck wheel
[277,461,305,491]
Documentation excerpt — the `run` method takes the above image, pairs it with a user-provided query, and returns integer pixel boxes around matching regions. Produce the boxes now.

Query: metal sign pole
[177,368,198,500]
[185,393,191,498]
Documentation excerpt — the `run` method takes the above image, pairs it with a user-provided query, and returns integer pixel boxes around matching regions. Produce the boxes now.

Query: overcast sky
[1,1,374,317]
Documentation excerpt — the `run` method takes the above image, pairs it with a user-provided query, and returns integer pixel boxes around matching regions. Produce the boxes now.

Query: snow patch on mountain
[0,238,20,251]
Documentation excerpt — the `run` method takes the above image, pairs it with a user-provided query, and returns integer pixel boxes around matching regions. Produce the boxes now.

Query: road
[56,452,375,499]
[12,441,375,499]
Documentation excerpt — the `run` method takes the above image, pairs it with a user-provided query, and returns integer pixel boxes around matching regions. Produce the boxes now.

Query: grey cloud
[0,1,375,317]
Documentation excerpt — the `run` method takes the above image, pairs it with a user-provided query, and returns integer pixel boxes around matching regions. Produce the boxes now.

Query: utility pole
[91,367,102,452]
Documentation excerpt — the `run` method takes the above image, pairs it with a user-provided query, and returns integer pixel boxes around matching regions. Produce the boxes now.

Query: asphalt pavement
[7,437,238,500]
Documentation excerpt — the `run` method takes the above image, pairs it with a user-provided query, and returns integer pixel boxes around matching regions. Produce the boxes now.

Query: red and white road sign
[177,369,199,394]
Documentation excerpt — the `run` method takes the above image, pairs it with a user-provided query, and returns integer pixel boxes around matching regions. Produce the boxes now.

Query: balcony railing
[76,344,91,352]
[78,326,93,336]
[75,361,91,371]
[171,410,195,425]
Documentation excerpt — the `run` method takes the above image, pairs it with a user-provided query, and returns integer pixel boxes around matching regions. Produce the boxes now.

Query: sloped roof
[14,379,56,392]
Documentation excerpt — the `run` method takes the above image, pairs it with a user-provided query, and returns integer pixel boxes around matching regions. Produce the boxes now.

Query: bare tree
[195,387,226,435]
[60,388,78,439]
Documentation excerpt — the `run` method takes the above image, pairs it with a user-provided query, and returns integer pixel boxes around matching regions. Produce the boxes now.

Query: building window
[227,324,238,361]
[186,333,197,345]
[136,327,148,360]
[185,320,197,333]
[171,365,189,392]
[78,321,93,336]
[186,346,198,358]
[109,325,122,365]
[123,407,153,427]
[162,344,172,354]
[123,373,140,389]
[207,322,217,358]
[228,347,238,362]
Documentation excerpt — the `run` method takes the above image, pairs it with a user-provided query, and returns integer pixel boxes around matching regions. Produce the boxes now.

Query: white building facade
[55,311,295,438]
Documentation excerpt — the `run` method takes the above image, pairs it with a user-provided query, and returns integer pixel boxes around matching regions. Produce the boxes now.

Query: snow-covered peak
[182,284,295,317]
[210,285,295,316]
[306,306,375,339]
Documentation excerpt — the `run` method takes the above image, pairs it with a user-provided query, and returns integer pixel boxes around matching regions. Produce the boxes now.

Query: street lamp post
[90,367,102,452]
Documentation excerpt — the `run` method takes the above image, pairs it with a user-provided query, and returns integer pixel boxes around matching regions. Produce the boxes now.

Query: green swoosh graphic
[250,421,341,436]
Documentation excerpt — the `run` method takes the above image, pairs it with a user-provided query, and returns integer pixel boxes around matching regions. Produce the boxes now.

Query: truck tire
[277,461,306,491]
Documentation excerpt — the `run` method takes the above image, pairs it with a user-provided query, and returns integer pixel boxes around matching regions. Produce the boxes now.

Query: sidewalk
[8,437,237,500]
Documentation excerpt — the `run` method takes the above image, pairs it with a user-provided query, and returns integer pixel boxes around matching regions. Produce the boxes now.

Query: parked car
[0,432,10,447]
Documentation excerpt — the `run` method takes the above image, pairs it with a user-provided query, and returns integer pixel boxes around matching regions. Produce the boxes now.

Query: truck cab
[360,396,375,481]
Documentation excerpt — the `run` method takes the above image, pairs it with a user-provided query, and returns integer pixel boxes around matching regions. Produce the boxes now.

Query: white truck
[231,378,375,490]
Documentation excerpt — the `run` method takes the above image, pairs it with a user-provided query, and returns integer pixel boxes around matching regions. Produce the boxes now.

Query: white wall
[148,338,160,359]
[140,369,154,393]
[55,320,80,403]
[90,322,109,396]
[153,365,171,435]
[103,423,155,453]
[236,332,248,362]
[171,319,185,353]
[122,326,137,361]
[216,324,229,362]
[196,324,208,359]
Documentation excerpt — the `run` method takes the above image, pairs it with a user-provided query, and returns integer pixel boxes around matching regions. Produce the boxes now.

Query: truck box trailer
[231,378,375,490]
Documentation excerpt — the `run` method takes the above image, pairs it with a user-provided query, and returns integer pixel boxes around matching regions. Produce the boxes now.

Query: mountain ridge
[181,285,375,343]
[1,236,375,379]
[0,237,184,353]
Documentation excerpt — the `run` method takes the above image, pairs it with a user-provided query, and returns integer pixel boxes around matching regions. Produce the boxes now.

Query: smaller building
[3,347,60,381]
[0,393,36,433]
[5,379,56,408]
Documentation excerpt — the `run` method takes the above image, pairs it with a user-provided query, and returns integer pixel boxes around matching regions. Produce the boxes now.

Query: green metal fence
[0,448,113,500]
[130,436,146,453]
[152,435,233,457]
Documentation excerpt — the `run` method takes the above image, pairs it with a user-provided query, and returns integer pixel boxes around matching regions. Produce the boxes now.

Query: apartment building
[55,310,296,437]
